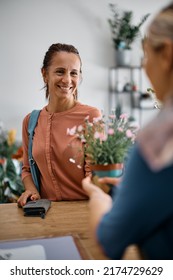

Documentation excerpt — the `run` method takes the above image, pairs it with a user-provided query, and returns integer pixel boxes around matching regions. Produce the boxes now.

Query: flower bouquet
[67,108,139,193]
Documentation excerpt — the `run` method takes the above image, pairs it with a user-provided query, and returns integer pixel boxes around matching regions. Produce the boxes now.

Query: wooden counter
[0,201,141,260]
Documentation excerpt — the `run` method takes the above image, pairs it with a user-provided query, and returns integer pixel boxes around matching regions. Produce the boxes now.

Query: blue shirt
[97,144,173,259]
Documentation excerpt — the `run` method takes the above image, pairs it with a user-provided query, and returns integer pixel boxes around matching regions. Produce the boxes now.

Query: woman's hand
[17,190,40,207]
[98,176,122,186]
[82,176,112,234]
[83,176,109,198]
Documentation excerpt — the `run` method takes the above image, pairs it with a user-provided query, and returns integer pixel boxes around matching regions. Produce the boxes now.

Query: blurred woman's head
[143,2,173,102]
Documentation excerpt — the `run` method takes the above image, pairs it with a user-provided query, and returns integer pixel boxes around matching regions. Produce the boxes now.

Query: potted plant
[0,124,24,203]
[108,3,150,66]
[67,107,138,193]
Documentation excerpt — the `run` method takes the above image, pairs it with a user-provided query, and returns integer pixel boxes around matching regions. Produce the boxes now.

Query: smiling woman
[42,50,81,112]
[17,43,101,207]
[41,44,82,102]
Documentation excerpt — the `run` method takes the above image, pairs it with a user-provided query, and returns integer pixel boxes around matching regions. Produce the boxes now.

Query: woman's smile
[58,85,73,93]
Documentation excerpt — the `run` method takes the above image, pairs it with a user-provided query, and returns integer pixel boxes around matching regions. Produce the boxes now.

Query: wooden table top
[0,201,141,260]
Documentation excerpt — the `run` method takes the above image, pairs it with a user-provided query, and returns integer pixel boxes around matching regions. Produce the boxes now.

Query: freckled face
[43,51,81,101]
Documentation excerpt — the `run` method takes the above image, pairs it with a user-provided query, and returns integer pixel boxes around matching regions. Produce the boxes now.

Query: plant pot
[90,163,123,195]
[90,163,123,177]
[116,49,132,66]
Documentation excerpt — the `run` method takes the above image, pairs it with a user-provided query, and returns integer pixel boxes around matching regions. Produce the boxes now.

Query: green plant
[67,108,138,166]
[108,3,150,50]
[0,123,24,203]
[0,158,24,203]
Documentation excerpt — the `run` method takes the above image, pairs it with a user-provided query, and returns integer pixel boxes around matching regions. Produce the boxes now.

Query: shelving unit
[108,66,155,124]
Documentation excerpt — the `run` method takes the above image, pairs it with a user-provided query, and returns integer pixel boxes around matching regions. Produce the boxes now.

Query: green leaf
[6,158,17,180]
[8,176,24,196]
[0,164,4,181]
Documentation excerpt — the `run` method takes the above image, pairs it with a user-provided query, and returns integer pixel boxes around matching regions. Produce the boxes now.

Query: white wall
[0,0,170,139]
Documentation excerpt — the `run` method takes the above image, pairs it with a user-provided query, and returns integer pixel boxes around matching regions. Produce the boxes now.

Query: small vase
[90,163,123,195]
[116,49,132,66]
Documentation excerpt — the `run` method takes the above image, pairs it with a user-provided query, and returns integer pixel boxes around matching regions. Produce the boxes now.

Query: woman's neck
[46,97,77,113]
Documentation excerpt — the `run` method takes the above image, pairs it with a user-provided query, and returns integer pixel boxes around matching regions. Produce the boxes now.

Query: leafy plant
[0,123,24,203]
[108,3,150,50]
[0,127,19,157]
[0,158,24,203]
[67,108,138,166]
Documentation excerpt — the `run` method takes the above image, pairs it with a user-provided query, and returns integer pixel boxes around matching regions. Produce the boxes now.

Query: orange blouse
[22,102,101,201]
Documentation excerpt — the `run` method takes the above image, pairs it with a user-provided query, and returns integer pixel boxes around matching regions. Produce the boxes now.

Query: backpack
[28,110,41,193]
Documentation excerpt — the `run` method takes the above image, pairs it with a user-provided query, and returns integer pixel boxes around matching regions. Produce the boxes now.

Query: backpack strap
[28,110,41,192]
[28,110,41,137]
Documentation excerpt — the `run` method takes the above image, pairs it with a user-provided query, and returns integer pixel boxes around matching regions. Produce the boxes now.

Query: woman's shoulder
[76,102,101,117]
[22,112,31,126]
[22,108,44,127]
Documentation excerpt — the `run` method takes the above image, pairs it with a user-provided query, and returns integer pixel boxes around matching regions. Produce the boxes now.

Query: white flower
[93,116,102,123]
[77,125,83,132]
[67,126,77,135]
